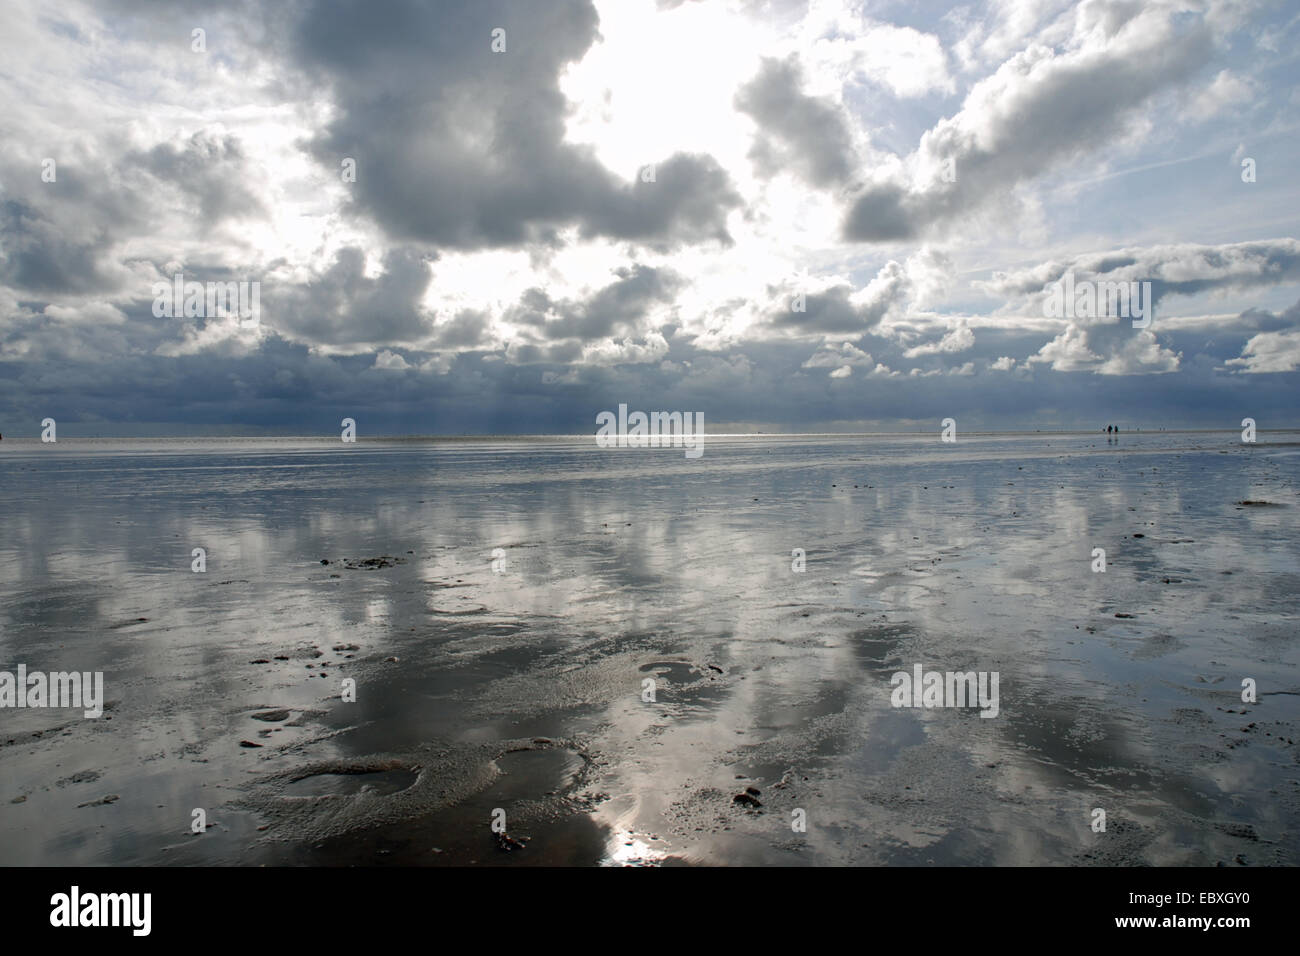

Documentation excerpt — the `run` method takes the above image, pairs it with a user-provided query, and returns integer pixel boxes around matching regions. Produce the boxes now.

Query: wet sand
[0,431,1297,866]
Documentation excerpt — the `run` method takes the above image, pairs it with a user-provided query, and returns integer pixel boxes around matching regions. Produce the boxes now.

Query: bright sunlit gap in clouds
[561,0,768,179]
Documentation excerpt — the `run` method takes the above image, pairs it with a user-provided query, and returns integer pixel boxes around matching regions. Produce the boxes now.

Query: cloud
[768,260,910,336]
[843,21,953,99]
[153,310,266,358]
[372,349,412,370]
[735,55,856,187]
[132,131,268,225]
[796,7,953,98]
[580,330,671,366]
[418,353,454,375]
[979,238,1300,309]
[1027,322,1099,370]
[1188,69,1253,119]
[1029,323,1180,374]
[0,123,272,301]
[500,265,683,364]
[844,2,1215,241]
[802,341,874,370]
[1227,328,1300,373]
[0,159,144,296]
[292,0,740,251]
[269,247,437,350]
[0,0,1294,433]
[902,318,974,357]
[1226,298,1300,372]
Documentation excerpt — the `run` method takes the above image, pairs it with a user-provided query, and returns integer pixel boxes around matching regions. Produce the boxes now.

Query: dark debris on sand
[495,832,529,852]
[342,556,407,570]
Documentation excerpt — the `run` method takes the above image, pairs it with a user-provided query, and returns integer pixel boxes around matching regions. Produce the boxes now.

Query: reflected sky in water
[0,431,1297,865]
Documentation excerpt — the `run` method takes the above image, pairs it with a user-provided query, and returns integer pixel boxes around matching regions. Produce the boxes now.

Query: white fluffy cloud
[1030,324,1180,374]
[903,319,975,357]
[373,349,412,370]
[1227,329,1300,373]
[803,341,874,374]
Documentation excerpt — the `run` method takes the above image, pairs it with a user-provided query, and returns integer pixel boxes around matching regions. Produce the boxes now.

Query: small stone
[251,709,291,722]
[77,794,119,808]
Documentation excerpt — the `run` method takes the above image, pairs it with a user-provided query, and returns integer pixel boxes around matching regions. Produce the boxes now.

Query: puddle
[283,768,419,798]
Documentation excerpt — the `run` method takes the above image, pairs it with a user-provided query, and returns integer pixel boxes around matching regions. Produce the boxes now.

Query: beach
[0,431,1296,866]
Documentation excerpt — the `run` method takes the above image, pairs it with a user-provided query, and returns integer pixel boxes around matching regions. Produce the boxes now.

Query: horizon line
[0,426,1290,441]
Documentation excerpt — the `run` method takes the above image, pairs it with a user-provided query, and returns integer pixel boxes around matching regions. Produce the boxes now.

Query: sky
[2,0,1299,435]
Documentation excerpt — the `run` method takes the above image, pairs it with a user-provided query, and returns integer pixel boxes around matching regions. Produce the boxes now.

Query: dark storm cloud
[841,187,917,242]
[765,261,909,336]
[269,246,439,348]
[289,0,740,251]
[505,338,585,365]
[771,286,876,333]
[4,310,1297,437]
[504,265,682,344]
[1234,300,1300,335]
[577,154,741,249]
[735,56,855,188]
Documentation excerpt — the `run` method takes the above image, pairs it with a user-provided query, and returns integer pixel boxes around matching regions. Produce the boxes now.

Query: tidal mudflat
[0,431,1297,866]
